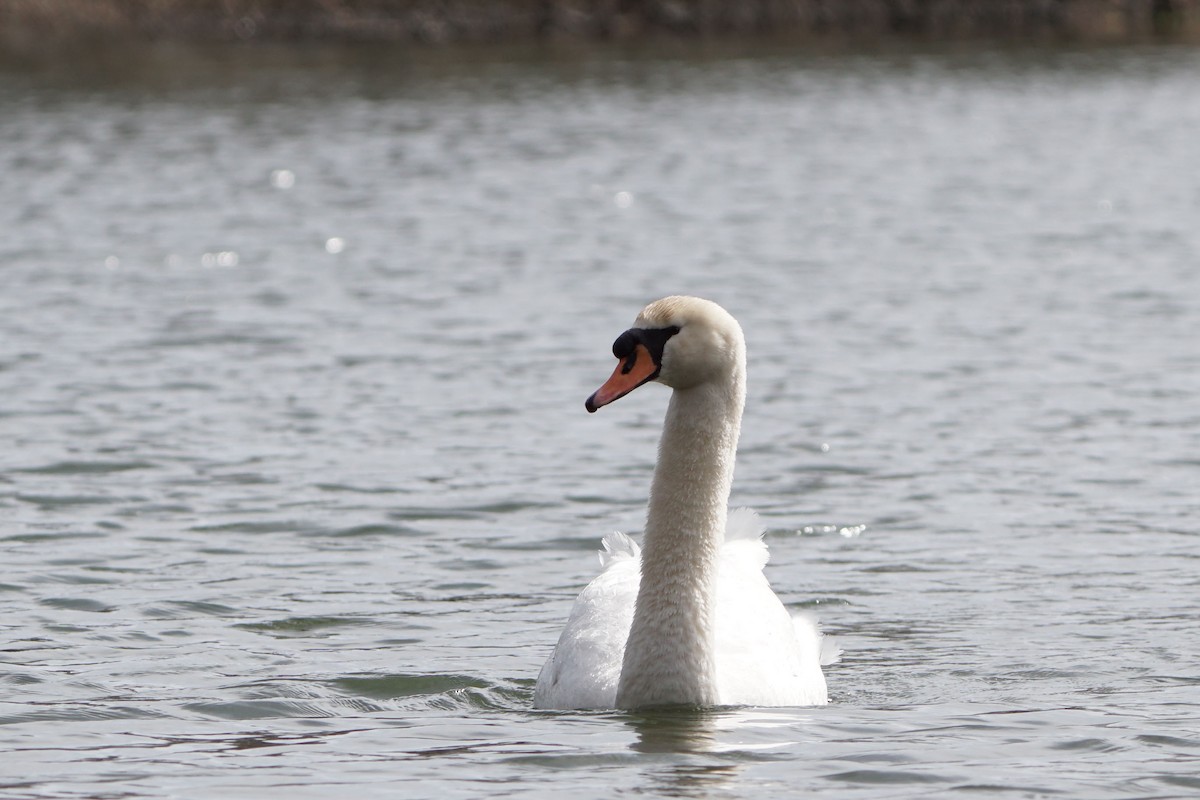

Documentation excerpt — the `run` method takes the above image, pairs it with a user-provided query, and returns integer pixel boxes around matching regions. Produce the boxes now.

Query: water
[2,40,1199,798]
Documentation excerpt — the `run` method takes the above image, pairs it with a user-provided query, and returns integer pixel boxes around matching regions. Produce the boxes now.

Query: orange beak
[585,344,659,413]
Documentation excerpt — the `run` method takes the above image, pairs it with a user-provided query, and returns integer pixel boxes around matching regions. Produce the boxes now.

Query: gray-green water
[2,41,1199,798]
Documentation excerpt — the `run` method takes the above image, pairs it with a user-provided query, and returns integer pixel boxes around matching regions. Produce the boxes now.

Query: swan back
[533,509,830,709]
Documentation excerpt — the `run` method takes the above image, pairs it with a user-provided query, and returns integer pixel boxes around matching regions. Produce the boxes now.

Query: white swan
[534,296,832,710]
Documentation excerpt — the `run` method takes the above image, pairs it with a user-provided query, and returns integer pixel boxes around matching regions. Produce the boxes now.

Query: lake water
[2,39,1199,798]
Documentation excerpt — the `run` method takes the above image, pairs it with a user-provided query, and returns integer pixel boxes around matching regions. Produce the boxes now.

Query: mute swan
[534,296,832,710]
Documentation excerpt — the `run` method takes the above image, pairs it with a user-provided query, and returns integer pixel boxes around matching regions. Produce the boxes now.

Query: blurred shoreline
[2,0,1198,52]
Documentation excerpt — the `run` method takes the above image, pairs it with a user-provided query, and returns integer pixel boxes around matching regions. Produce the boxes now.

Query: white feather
[535,508,830,709]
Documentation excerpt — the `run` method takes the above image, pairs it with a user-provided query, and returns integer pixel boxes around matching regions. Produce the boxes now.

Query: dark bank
[3,0,1198,50]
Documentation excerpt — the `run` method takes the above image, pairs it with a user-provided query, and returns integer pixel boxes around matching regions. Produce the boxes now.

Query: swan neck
[646,383,743,544]
[616,369,745,708]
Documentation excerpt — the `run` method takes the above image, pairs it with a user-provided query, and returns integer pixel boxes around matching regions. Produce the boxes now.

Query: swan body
[534,296,832,710]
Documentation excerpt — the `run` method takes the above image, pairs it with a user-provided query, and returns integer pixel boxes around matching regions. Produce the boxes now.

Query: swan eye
[637,325,681,366]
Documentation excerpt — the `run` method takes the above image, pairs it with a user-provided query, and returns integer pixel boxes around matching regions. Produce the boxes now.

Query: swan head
[586,296,745,412]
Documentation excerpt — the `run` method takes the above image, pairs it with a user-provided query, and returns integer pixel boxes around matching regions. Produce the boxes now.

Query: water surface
[2,41,1199,798]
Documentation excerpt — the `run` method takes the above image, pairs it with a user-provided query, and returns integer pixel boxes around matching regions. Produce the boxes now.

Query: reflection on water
[626,710,738,798]
[1,38,1200,800]
[627,708,720,755]
[647,763,744,799]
